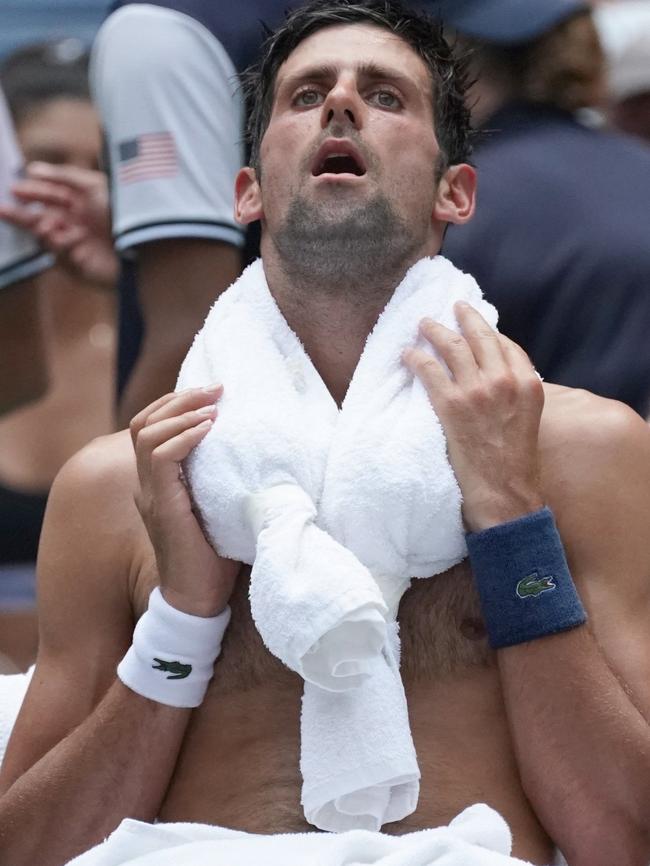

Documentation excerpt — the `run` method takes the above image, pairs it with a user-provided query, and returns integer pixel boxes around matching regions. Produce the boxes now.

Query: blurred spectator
[0,41,117,670]
[437,0,650,415]
[0,0,108,61]
[0,85,51,418]
[91,1,290,427]
[595,1,650,144]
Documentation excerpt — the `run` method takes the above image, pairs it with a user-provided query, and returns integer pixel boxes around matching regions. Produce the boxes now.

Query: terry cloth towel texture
[66,803,537,866]
[176,256,498,832]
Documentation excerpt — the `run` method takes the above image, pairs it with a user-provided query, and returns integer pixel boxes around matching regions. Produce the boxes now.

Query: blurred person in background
[3,2,294,428]
[437,0,650,416]
[0,85,52,420]
[0,40,117,671]
[595,0,650,145]
[91,0,290,427]
[0,84,53,672]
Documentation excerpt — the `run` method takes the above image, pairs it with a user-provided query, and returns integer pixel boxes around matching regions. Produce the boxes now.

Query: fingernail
[201,383,222,395]
[196,404,216,415]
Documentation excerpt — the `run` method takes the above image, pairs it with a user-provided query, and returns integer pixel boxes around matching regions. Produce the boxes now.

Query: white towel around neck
[177,255,498,831]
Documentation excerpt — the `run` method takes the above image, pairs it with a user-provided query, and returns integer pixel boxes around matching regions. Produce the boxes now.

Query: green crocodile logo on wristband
[516,572,557,599]
[152,658,192,680]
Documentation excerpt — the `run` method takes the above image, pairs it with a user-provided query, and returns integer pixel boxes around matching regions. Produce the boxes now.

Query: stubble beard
[273,191,426,301]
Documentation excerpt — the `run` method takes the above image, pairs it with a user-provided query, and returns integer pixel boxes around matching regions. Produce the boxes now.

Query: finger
[128,385,222,444]
[498,335,545,413]
[129,392,178,443]
[135,407,217,490]
[151,421,214,469]
[145,385,223,428]
[48,223,87,251]
[27,161,103,191]
[11,179,73,209]
[31,211,69,245]
[454,302,507,372]
[402,346,454,396]
[498,334,536,377]
[0,204,42,231]
[418,318,479,385]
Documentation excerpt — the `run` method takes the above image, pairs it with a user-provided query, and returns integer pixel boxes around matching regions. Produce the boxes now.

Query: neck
[261,240,429,406]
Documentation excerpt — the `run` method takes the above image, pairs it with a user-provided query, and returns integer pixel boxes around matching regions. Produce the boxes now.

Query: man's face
[255,23,443,264]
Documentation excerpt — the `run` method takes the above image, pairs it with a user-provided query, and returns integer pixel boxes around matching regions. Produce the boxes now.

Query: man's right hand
[130,386,240,617]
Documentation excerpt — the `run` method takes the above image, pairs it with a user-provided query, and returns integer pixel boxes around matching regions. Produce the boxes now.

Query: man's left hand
[403,302,545,532]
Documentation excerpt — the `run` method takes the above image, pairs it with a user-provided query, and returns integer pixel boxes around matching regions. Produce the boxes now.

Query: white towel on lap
[177,256,498,831]
[66,804,537,866]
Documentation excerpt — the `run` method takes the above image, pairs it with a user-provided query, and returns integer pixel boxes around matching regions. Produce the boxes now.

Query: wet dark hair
[0,39,90,126]
[242,0,474,177]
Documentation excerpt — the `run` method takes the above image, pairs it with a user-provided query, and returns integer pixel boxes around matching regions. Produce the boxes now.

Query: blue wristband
[466,507,587,649]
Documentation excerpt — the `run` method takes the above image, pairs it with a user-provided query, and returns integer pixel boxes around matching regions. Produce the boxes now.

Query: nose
[320,75,363,131]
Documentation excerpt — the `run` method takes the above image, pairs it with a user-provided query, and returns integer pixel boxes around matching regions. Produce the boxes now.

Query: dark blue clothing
[0,483,47,563]
[443,102,650,415]
[108,0,288,397]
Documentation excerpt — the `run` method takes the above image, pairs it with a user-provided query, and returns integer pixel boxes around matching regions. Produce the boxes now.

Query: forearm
[117,338,189,428]
[0,277,48,414]
[116,239,241,429]
[0,679,190,866]
[499,627,650,866]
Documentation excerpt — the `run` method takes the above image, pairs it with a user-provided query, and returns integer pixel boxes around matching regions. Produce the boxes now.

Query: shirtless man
[1,2,650,865]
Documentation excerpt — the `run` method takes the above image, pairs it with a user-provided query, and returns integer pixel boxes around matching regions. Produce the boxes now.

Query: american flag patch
[117,132,177,184]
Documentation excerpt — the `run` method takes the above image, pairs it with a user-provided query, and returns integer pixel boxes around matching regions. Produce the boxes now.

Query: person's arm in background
[91,5,246,429]
[119,238,240,428]
[0,278,48,415]
[0,86,52,414]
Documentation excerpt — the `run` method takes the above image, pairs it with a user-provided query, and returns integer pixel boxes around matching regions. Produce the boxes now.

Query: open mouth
[314,153,365,176]
[312,142,367,177]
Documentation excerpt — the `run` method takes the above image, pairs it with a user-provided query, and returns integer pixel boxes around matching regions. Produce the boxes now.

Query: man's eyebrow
[356,62,418,90]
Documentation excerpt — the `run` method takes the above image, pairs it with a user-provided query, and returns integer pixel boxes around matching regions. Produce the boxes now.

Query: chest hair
[134,559,491,695]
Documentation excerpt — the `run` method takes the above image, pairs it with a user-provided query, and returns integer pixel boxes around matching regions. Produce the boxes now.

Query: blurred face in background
[15,96,101,171]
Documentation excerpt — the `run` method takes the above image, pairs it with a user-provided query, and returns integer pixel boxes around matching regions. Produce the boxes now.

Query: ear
[235,167,264,224]
[433,163,476,225]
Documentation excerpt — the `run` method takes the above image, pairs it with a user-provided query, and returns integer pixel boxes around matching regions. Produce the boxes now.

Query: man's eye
[294,89,323,107]
[369,90,401,109]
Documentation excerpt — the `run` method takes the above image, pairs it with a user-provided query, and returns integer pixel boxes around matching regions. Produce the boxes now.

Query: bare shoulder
[0,432,144,790]
[539,383,650,485]
[39,429,143,623]
[51,428,137,509]
[538,383,650,590]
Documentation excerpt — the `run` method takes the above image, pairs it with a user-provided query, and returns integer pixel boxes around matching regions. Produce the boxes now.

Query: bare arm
[497,404,650,866]
[0,386,239,865]
[405,307,650,865]
[117,239,241,428]
[0,277,48,414]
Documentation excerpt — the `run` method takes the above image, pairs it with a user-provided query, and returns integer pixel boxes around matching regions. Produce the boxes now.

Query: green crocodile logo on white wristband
[516,572,557,599]
[152,658,192,680]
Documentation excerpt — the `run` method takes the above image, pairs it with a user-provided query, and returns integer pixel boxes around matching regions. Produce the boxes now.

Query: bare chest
[133,556,492,694]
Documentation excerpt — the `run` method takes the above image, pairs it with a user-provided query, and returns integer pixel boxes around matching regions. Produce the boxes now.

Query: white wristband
[117,587,231,707]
